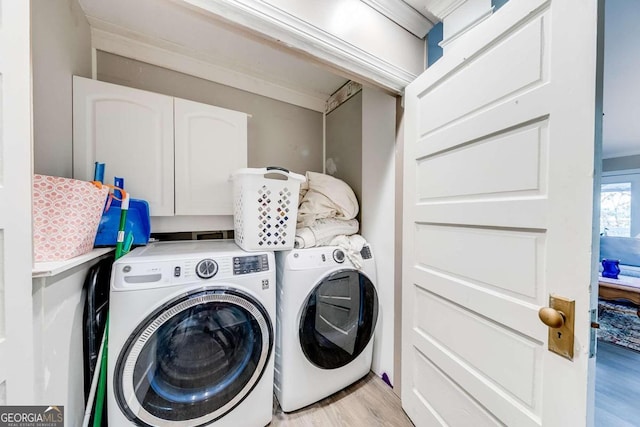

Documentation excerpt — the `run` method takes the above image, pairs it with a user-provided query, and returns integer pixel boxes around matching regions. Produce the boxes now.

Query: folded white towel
[294,218,359,249]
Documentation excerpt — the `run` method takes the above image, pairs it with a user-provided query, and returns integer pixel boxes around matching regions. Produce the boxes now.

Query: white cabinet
[174,98,247,215]
[73,76,247,219]
[73,76,175,216]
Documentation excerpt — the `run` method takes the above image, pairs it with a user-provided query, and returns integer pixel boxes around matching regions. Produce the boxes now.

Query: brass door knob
[538,307,566,328]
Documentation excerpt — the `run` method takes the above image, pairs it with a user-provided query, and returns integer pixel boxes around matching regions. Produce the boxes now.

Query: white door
[402,0,601,426]
[73,76,175,216]
[174,98,247,216]
[0,0,36,403]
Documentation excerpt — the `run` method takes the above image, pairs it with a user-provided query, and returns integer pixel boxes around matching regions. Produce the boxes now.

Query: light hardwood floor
[595,341,640,426]
[268,343,640,426]
[270,373,414,426]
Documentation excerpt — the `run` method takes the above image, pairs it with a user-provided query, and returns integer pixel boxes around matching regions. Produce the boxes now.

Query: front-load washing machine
[107,241,275,426]
[274,245,378,412]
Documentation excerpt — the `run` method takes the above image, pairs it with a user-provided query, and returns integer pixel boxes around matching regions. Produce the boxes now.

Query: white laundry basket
[232,167,306,251]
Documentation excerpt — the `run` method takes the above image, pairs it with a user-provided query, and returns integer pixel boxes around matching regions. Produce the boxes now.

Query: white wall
[361,87,396,386]
[32,0,92,178]
[325,86,397,385]
[96,52,324,176]
[326,92,363,207]
[603,0,640,159]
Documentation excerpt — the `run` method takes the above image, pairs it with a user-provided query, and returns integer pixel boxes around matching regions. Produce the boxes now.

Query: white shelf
[32,248,114,278]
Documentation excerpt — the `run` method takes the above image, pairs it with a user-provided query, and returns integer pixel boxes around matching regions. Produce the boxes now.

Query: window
[601,182,632,236]
[600,172,640,238]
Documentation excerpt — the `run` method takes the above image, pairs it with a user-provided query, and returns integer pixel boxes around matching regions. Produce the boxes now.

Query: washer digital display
[233,255,269,275]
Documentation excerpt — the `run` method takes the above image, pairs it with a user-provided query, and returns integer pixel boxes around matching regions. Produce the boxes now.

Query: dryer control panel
[282,245,374,272]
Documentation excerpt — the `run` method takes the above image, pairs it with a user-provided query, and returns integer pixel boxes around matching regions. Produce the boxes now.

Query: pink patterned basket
[33,175,109,262]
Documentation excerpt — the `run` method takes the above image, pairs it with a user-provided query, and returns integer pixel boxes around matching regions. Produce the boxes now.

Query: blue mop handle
[93,162,105,183]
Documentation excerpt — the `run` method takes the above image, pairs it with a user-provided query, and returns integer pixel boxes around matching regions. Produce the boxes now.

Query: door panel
[416,124,545,199]
[419,16,546,135]
[415,225,543,300]
[402,0,600,426]
[411,351,503,427]
[414,289,539,407]
[73,76,175,216]
[174,98,247,216]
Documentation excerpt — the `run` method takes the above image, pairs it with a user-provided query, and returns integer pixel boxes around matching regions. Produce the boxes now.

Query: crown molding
[429,0,468,19]
[361,0,434,38]
[178,0,418,93]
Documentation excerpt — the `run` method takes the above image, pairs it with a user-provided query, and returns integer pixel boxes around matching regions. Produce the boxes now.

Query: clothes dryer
[108,241,275,426]
[274,245,378,412]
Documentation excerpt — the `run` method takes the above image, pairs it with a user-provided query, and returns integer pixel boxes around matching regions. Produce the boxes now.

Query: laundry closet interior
[29,0,426,424]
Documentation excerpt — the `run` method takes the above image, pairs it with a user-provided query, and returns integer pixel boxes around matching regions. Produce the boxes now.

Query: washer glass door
[299,269,378,369]
[114,288,272,426]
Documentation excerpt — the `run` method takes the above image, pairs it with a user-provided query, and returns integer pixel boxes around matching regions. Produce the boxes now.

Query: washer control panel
[233,254,270,275]
[114,252,273,290]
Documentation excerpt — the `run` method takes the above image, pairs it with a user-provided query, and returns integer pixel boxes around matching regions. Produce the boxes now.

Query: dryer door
[299,269,378,369]
[114,288,273,426]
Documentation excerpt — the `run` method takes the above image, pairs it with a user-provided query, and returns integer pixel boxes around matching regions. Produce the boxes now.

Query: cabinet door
[73,76,174,216]
[174,98,247,216]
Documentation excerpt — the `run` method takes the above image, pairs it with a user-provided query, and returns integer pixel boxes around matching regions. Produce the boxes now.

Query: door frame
[0,0,36,404]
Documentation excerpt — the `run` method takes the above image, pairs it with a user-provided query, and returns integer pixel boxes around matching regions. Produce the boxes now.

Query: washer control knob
[333,249,345,264]
[196,259,218,279]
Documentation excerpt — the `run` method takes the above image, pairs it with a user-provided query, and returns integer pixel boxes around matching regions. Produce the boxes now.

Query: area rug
[598,300,640,352]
